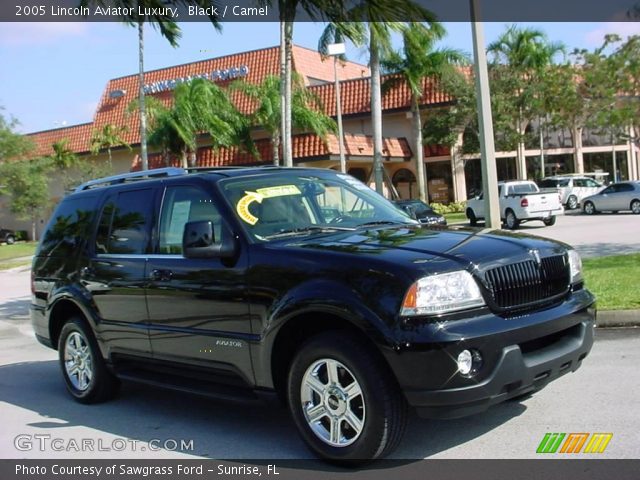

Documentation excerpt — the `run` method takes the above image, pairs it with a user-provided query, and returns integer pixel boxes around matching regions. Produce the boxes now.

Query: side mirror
[182,220,236,259]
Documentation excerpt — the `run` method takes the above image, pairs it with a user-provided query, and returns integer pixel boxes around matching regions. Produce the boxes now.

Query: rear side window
[39,196,97,257]
[95,189,154,255]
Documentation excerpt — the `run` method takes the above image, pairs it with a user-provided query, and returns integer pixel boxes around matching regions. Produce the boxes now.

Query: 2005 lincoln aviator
[31,167,595,464]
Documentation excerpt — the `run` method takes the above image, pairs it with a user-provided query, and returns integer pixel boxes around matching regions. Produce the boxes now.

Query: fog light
[457,349,482,376]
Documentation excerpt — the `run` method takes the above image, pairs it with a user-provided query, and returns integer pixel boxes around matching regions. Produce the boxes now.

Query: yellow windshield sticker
[236,185,302,225]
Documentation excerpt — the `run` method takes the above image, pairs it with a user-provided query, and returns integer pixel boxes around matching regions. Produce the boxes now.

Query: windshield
[220,172,416,241]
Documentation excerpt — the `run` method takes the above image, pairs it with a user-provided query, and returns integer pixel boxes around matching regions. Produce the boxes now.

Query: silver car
[582,181,640,215]
[538,176,604,210]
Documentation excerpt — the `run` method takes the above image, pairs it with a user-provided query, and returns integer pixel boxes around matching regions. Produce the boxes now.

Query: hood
[290,225,570,274]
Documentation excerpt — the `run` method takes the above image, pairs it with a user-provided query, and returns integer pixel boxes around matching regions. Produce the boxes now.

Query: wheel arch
[48,297,95,351]
[268,310,394,404]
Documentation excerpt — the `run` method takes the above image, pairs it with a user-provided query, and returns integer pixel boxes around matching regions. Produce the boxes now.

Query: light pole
[327,43,347,174]
[470,0,501,229]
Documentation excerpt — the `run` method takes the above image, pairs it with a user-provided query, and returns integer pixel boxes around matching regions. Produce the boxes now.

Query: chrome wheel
[631,200,640,214]
[300,358,365,448]
[567,195,578,210]
[64,332,93,391]
[584,201,595,215]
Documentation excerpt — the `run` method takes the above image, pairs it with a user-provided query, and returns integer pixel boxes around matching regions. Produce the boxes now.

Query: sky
[1,21,640,134]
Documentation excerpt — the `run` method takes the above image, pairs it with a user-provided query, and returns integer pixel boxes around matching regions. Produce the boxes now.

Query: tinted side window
[617,183,634,192]
[158,186,221,254]
[39,196,97,257]
[95,189,154,255]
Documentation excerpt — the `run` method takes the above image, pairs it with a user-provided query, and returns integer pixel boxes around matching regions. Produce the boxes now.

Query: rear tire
[287,332,407,465]
[543,216,556,226]
[5,235,15,245]
[58,317,120,404]
[631,199,640,214]
[466,208,478,226]
[567,195,578,210]
[504,209,520,230]
[583,201,596,215]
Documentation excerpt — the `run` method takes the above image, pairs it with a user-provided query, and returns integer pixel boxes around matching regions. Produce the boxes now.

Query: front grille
[484,254,570,309]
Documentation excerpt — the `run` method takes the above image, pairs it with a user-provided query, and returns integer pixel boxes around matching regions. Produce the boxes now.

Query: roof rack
[74,167,186,192]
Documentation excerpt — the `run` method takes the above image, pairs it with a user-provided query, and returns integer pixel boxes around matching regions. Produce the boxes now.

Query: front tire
[5,235,15,245]
[567,195,578,210]
[58,317,120,404]
[287,332,407,465]
[504,209,520,230]
[631,199,640,214]
[583,201,596,215]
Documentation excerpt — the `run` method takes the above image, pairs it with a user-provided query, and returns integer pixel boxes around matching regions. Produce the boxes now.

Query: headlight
[568,249,583,284]
[401,270,485,316]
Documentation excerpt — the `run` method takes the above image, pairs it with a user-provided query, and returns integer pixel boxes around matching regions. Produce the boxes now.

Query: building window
[348,168,367,183]
[392,168,417,200]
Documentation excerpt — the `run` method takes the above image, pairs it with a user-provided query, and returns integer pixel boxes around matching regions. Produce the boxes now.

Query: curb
[597,310,640,328]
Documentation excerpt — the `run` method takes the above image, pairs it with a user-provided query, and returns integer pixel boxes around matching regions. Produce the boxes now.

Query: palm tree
[80,1,222,171]
[487,25,565,179]
[382,22,468,202]
[143,78,254,168]
[50,139,78,169]
[319,4,434,196]
[90,124,131,169]
[231,74,336,165]
[260,0,341,168]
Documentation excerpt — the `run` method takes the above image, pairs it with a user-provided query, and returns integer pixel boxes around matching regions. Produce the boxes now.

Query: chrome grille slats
[484,254,570,310]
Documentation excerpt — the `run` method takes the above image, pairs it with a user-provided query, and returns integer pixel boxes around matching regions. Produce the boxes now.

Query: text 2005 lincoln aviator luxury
[31,167,595,463]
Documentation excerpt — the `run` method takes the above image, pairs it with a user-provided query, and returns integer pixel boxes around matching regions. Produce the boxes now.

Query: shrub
[430,201,466,215]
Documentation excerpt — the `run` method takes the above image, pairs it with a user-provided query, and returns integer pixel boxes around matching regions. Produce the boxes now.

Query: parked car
[393,199,447,226]
[466,180,564,229]
[538,175,604,210]
[32,167,594,464]
[582,181,640,215]
[0,227,17,245]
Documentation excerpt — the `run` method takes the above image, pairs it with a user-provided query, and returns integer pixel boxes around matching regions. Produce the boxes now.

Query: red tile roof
[26,123,93,157]
[130,133,412,171]
[26,45,458,158]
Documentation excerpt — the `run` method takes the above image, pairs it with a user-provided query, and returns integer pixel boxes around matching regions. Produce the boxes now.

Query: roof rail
[74,167,186,192]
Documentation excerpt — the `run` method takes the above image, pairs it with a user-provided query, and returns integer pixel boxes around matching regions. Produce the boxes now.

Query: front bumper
[407,319,593,418]
[387,290,595,419]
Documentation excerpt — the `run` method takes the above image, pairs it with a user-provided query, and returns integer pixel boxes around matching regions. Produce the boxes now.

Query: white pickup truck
[466,180,564,229]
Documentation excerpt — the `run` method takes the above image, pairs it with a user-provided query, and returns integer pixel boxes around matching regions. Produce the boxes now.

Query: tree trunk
[181,148,188,169]
[284,21,294,167]
[370,29,384,195]
[31,218,37,243]
[138,21,148,171]
[412,95,427,202]
[107,148,113,171]
[572,125,584,174]
[279,20,287,168]
[272,133,280,166]
[612,131,618,182]
[515,112,527,179]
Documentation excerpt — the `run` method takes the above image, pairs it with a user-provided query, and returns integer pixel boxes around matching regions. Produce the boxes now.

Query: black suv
[1,227,17,245]
[31,167,595,463]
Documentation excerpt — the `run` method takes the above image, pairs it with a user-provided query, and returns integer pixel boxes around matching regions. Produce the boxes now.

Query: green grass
[444,212,468,224]
[0,242,37,261]
[583,254,640,311]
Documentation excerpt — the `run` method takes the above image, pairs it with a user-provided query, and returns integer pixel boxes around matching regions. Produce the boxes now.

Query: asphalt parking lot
[0,265,638,460]
[467,210,640,258]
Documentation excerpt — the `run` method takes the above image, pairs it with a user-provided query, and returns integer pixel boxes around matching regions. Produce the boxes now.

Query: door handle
[150,269,173,282]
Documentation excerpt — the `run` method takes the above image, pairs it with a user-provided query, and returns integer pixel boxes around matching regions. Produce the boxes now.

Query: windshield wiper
[357,220,409,228]
[262,226,356,240]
